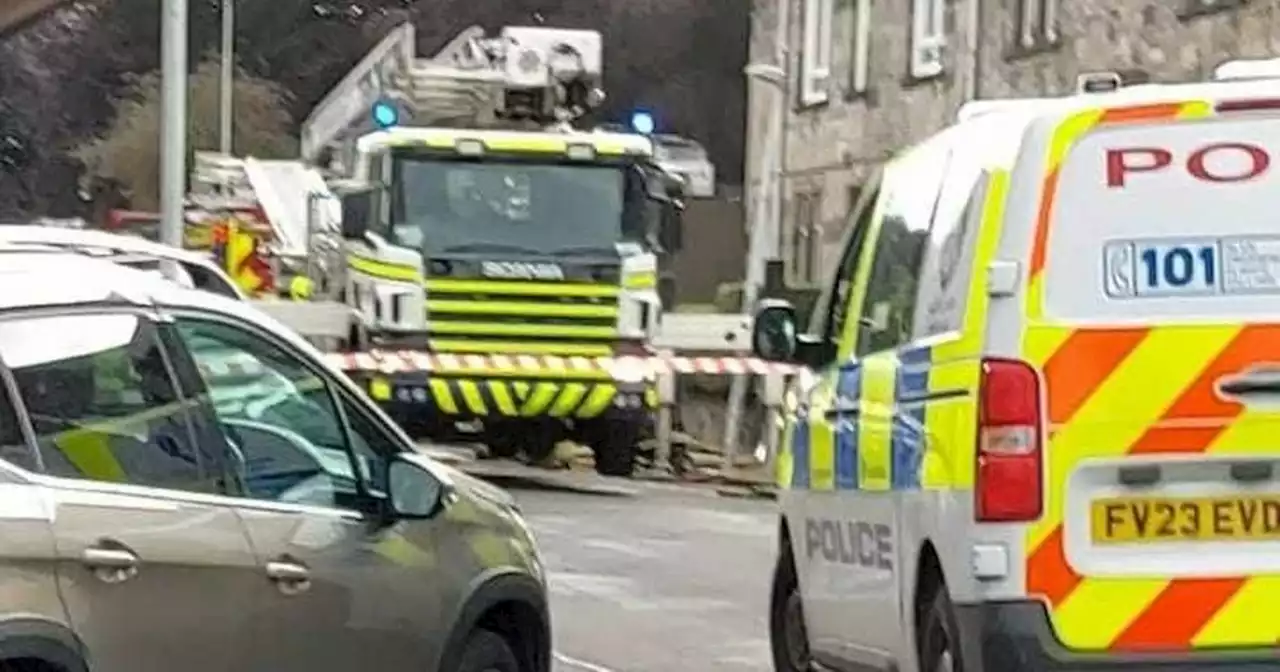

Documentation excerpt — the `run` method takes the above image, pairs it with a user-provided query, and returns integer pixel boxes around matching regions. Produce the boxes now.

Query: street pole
[219,0,234,155]
[159,0,188,248]
[723,0,789,469]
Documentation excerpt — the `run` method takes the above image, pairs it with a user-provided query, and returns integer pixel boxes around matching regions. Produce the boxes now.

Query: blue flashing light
[372,101,399,129]
[630,110,655,135]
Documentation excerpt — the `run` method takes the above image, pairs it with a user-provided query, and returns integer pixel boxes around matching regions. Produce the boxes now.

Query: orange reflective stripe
[1028,168,1060,277]
[1098,102,1185,124]
[1025,526,1080,608]
[1111,578,1246,651]
[1042,328,1149,425]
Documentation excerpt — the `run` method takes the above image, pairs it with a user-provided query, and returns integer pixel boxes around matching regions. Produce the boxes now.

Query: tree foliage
[73,56,297,211]
[0,0,747,218]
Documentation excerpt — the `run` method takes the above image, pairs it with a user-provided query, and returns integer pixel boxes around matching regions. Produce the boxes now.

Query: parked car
[0,249,549,672]
[0,224,245,299]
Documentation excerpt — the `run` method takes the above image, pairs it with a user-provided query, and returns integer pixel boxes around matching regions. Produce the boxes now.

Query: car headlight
[510,509,545,582]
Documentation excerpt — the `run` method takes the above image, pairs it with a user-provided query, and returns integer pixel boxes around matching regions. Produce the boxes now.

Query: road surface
[508,481,777,672]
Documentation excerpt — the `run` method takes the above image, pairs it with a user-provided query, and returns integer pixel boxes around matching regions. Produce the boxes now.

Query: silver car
[0,250,549,672]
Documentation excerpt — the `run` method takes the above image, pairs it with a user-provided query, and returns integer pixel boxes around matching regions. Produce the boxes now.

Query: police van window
[911,149,983,339]
[855,143,951,356]
[173,318,388,510]
[814,183,879,344]
[0,313,209,492]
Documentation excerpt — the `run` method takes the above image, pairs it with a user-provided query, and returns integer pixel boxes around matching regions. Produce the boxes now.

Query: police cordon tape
[319,351,804,378]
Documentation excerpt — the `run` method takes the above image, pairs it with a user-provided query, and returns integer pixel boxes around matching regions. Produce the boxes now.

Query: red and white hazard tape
[320,351,802,377]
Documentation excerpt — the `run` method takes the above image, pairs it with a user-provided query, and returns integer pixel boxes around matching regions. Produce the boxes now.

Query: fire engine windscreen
[389,157,630,257]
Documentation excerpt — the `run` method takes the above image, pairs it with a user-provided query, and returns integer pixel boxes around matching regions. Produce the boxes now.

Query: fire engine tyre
[453,628,520,672]
[484,433,522,460]
[769,547,812,672]
[483,421,558,463]
[918,587,963,672]
[587,420,641,477]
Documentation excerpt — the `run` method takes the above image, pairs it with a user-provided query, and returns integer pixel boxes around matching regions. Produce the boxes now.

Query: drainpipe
[964,0,983,102]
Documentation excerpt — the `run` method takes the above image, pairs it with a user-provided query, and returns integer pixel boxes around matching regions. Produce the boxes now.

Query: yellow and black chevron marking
[425,277,621,358]
[375,377,646,419]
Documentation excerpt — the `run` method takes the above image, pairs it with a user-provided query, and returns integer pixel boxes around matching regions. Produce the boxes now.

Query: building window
[800,0,835,106]
[1017,0,1059,49]
[1180,0,1250,19]
[909,0,945,79]
[848,0,872,95]
[790,190,822,286]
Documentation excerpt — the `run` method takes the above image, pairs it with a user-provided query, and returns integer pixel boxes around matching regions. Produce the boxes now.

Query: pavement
[503,478,777,672]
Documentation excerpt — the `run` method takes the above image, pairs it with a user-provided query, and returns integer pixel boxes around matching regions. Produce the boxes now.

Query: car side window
[0,312,213,492]
[172,317,388,510]
[856,144,951,357]
[816,184,879,345]
[911,153,984,339]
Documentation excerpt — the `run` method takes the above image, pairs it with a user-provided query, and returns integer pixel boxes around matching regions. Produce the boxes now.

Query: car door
[782,180,879,664]
[0,308,258,672]
[164,312,451,672]
[835,139,952,667]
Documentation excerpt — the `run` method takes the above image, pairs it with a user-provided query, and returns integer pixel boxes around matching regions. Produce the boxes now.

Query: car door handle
[265,559,311,595]
[82,547,139,568]
[265,560,309,581]
[81,546,140,584]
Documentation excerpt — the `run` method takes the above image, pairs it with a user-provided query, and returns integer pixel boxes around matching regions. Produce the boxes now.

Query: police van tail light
[976,358,1043,523]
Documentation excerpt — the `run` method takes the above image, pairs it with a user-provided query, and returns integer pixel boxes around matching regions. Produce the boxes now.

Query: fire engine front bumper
[359,370,655,427]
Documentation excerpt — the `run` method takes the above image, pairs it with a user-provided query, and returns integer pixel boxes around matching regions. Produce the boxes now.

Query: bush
[73,56,296,211]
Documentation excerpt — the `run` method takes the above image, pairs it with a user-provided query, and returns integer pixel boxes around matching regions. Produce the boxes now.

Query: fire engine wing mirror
[340,188,377,240]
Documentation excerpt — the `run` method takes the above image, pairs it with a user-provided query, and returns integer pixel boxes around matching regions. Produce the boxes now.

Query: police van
[752,62,1280,672]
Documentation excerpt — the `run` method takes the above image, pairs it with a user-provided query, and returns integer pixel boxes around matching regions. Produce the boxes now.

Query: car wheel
[769,551,811,671]
[454,628,520,672]
[918,588,962,672]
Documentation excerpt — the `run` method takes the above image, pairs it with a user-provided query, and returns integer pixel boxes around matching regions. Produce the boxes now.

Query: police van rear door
[1027,95,1280,653]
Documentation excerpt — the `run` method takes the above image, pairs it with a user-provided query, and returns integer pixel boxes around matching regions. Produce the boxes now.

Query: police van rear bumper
[954,601,1278,672]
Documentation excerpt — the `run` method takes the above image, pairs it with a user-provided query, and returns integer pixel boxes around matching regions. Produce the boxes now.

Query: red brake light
[976,358,1043,522]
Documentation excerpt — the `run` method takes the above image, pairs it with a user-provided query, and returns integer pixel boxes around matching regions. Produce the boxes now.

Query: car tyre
[454,628,520,672]
[769,549,812,672]
[918,587,963,672]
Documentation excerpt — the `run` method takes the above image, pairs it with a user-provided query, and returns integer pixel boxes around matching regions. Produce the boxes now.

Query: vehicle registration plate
[1091,495,1280,544]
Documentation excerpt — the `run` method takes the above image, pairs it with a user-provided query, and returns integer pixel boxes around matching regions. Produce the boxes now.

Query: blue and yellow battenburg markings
[788,344,933,491]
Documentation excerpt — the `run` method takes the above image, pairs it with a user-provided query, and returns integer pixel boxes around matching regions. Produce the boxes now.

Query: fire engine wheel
[483,421,558,463]
[585,419,641,478]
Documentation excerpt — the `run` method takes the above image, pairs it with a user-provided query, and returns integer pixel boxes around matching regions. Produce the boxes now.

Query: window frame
[847,0,872,96]
[0,305,216,492]
[909,0,946,80]
[1016,0,1059,50]
[799,0,835,107]
[788,189,823,288]
[164,308,415,516]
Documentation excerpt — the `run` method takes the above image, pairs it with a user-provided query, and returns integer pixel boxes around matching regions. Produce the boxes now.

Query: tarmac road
[507,481,778,672]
